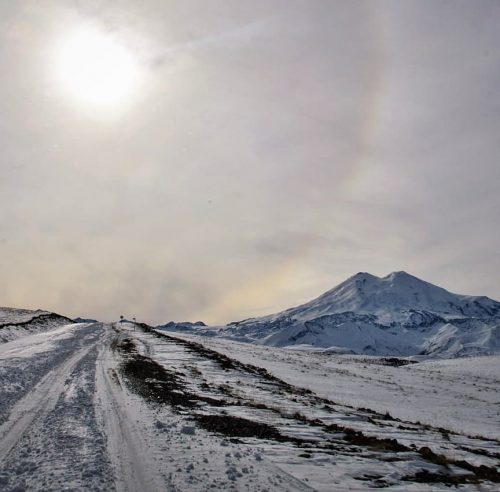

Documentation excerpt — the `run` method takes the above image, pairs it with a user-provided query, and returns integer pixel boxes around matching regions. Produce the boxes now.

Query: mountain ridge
[158,271,500,358]
[274,270,500,322]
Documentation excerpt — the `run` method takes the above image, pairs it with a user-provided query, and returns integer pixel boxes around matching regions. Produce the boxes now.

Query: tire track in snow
[0,341,95,464]
[0,336,114,491]
[95,330,168,492]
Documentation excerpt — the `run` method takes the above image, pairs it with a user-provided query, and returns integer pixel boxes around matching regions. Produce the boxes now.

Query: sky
[0,0,499,325]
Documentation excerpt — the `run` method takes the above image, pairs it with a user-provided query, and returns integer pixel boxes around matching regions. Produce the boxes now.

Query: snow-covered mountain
[159,271,500,357]
[0,307,73,343]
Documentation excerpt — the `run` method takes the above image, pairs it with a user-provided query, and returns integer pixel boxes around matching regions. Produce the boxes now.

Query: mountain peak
[387,270,410,277]
[385,271,415,280]
[350,272,378,281]
[280,269,500,323]
[164,270,500,357]
[350,271,419,283]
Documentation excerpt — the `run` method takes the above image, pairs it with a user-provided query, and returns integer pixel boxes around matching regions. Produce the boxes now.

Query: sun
[56,27,140,107]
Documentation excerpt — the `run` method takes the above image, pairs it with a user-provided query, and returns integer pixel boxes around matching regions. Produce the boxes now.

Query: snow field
[0,321,499,490]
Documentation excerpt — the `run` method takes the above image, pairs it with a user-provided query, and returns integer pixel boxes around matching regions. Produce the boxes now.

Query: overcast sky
[1,0,499,324]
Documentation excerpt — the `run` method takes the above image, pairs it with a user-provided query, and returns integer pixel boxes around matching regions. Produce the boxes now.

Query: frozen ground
[0,321,499,491]
[174,334,500,440]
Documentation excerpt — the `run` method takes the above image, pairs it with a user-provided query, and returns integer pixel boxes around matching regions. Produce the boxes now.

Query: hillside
[0,307,74,343]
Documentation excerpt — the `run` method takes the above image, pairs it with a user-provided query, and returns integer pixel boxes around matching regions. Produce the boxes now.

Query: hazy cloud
[0,1,498,324]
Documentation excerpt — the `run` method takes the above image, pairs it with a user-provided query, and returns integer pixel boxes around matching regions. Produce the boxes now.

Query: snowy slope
[0,306,73,343]
[159,272,500,357]
[173,332,500,439]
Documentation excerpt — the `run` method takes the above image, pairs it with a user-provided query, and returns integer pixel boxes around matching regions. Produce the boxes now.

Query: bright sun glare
[57,27,140,107]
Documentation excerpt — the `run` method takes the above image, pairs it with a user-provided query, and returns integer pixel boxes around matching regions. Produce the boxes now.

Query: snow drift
[0,307,74,343]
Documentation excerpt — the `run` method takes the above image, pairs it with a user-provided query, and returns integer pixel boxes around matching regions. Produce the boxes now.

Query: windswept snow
[174,333,500,440]
[1,320,499,490]
[0,307,73,344]
[159,272,500,357]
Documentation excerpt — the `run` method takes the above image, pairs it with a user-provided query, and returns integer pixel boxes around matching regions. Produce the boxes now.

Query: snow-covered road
[0,323,113,490]
[0,322,499,491]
